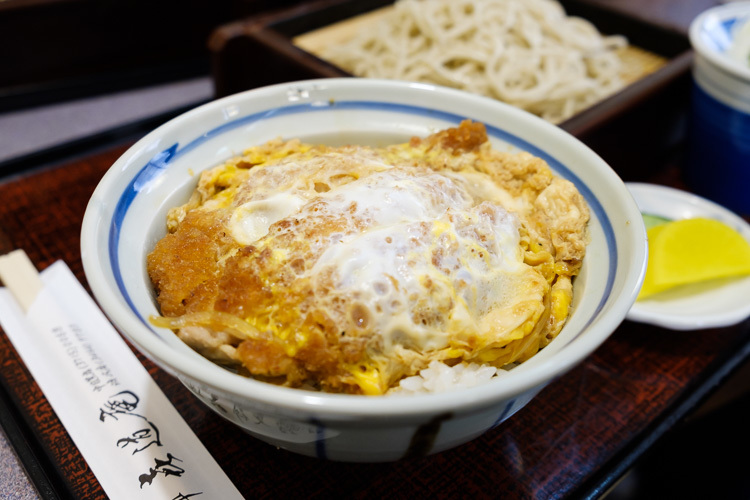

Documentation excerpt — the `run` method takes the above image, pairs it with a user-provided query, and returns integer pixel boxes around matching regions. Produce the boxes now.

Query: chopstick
[0,249,68,497]
[0,249,44,312]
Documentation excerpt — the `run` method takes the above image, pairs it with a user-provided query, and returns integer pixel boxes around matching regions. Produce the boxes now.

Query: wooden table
[3,0,749,498]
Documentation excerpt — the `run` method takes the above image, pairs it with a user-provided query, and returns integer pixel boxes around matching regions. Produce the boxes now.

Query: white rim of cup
[689,2,750,84]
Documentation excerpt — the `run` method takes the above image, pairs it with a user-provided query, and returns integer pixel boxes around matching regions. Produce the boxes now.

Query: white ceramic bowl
[80,78,646,462]
[690,1,750,87]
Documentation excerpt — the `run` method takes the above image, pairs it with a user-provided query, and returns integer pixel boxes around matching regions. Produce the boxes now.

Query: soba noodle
[321,0,628,122]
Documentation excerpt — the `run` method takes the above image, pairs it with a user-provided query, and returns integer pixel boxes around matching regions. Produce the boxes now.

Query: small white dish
[626,182,750,330]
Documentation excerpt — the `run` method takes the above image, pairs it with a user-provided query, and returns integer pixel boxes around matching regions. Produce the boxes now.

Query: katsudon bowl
[81,78,646,462]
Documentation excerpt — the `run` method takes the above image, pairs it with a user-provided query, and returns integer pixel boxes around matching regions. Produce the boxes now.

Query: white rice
[388,360,505,395]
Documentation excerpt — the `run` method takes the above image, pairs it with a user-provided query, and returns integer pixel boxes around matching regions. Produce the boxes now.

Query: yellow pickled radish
[638,224,672,299]
[638,217,750,299]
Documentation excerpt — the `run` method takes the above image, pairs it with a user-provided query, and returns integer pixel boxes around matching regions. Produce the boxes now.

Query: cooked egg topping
[147,121,589,394]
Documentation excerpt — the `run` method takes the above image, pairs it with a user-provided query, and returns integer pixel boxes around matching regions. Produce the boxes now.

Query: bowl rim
[689,1,750,83]
[81,78,646,418]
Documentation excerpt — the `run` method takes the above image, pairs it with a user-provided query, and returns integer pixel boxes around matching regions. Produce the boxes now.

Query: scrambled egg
[147,121,589,395]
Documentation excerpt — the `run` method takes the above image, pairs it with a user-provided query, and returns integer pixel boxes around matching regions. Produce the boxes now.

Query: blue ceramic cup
[687,2,750,215]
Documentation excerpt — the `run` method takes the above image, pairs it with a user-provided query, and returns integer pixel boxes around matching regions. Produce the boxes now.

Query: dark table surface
[3,0,748,498]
